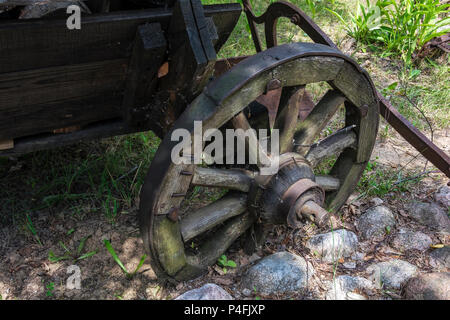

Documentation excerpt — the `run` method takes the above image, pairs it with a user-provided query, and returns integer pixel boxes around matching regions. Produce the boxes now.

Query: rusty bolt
[267,79,282,91]
[167,207,179,222]
[360,104,369,118]
[290,14,301,25]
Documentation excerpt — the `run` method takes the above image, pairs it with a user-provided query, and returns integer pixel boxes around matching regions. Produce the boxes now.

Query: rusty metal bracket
[240,0,450,178]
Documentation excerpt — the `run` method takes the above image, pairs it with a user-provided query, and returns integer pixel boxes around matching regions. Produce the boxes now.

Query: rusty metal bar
[378,94,450,177]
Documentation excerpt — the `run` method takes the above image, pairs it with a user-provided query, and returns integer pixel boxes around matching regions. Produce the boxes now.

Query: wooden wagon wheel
[139,42,379,281]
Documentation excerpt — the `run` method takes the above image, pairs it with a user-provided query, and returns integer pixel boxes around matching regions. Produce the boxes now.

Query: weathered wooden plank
[186,211,255,269]
[305,128,357,167]
[0,119,141,157]
[294,90,346,155]
[153,215,186,277]
[122,23,167,127]
[180,193,247,242]
[231,112,272,169]
[0,58,127,112]
[0,94,122,140]
[315,175,340,191]
[0,59,126,140]
[192,167,253,192]
[332,62,379,164]
[0,4,241,74]
[278,86,304,153]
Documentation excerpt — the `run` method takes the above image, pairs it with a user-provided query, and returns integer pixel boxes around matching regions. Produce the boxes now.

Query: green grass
[357,158,425,197]
[104,239,147,279]
[48,235,97,263]
[328,0,450,67]
[0,132,160,228]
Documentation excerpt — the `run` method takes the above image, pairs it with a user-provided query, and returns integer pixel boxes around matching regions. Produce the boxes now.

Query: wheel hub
[248,153,330,228]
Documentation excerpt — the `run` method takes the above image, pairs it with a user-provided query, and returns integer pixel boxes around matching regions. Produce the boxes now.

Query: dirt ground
[0,127,448,300]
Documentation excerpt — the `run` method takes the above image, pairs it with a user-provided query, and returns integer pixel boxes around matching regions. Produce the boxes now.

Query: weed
[24,214,42,246]
[45,282,55,297]
[327,0,382,43]
[48,235,97,263]
[104,239,147,279]
[217,254,237,274]
[357,158,425,197]
[329,0,450,67]
[253,286,261,300]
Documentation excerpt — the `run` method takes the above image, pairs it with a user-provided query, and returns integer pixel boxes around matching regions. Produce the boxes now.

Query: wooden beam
[180,193,247,242]
[315,175,340,191]
[192,167,253,192]
[122,23,167,127]
[0,119,141,157]
[305,127,357,167]
[186,211,255,268]
[294,90,346,155]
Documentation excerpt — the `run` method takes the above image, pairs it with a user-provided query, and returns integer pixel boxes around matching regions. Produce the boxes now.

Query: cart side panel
[0,4,241,143]
[0,59,127,140]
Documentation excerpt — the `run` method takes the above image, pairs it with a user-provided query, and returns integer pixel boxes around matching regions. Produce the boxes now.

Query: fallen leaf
[430,244,444,249]
[215,277,233,286]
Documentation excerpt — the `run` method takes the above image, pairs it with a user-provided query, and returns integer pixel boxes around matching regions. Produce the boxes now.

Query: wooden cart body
[0,2,241,155]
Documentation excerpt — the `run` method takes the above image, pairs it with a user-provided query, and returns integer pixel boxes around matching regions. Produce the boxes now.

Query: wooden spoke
[191,166,254,192]
[315,175,340,191]
[186,211,256,268]
[278,86,305,154]
[231,112,272,169]
[294,90,346,155]
[180,193,247,242]
[305,126,357,167]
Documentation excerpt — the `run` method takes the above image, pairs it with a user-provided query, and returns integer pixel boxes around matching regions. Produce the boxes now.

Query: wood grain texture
[122,23,166,127]
[180,193,247,242]
[315,175,340,191]
[153,215,186,277]
[294,90,346,155]
[305,128,357,167]
[186,211,255,269]
[332,62,379,163]
[192,167,253,192]
[0,119,141,157]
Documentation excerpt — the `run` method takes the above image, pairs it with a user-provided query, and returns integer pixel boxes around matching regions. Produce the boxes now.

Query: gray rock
[356,205,396,239]
[306,229,358,263]
[390,229,432,252]
[370,197,384,206]
[325,275,375,300]
[429,246,450,269]
[346,292,368,300]
[241,252,314,296]
[404,272,450,300]
[434,185,450,208]
[241,288,252,297]
[175,283,233,300]
[351,252,366,261]
[343,262,356,269]
[366,259,418,289]
[406,201,450,233]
